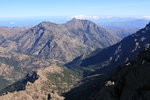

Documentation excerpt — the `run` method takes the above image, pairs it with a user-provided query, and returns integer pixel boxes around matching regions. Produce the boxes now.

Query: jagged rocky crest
[0,71,39,95]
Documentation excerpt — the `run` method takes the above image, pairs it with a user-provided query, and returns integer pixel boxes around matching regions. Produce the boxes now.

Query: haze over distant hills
[1,17,149,38]
[100,18,150,38]
[0,17,149,27]
[0,15,150,28]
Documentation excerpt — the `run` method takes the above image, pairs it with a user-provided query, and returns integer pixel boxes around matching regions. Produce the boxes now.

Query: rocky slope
[107,27,139,38]
[0,35,5,44]
[0,27,31,39]
[66,22,150,76]
[0,27,31,52]
[0,65,80,100]
[15,18,120,62]
[65,44,150,100]
[0,46,57,89]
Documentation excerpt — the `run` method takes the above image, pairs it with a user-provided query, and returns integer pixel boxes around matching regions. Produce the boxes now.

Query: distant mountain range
[106,27,138,38]
[0,17,149,27]
[1,17,149,39]
[0,18,119,62]
[99,18,150,38]
[98,18,149,29]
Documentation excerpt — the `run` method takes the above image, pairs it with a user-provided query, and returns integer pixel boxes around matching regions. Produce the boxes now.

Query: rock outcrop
[0,71,39,95]
[0,65,80,100]
[96,48,150,100]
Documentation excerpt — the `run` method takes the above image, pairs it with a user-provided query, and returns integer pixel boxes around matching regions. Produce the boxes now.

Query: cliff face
[65,47,150,100]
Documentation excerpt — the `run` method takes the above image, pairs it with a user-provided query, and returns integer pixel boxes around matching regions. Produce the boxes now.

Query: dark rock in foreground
[0,71,39,95]
[65,47,150,100]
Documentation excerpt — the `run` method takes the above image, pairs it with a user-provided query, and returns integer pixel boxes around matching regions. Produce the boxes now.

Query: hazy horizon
[0,0,150,26]
[0,16,149,27]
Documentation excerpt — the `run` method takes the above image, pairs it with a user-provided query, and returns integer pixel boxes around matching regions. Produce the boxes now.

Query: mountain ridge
[15,19,120,62]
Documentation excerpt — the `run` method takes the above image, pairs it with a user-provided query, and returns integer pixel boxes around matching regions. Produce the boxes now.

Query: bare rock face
[97,48,150,100]
[48,91,64,100]
[0,71,39,95]
[23,71,39,83]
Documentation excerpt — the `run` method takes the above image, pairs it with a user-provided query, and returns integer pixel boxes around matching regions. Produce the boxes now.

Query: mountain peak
[38,21,57,27]
[67,18,93,24]
[67,18,81,23]
[71,18,79,21]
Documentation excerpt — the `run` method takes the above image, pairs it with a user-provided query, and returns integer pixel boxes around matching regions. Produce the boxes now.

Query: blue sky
[0,0,150,18]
